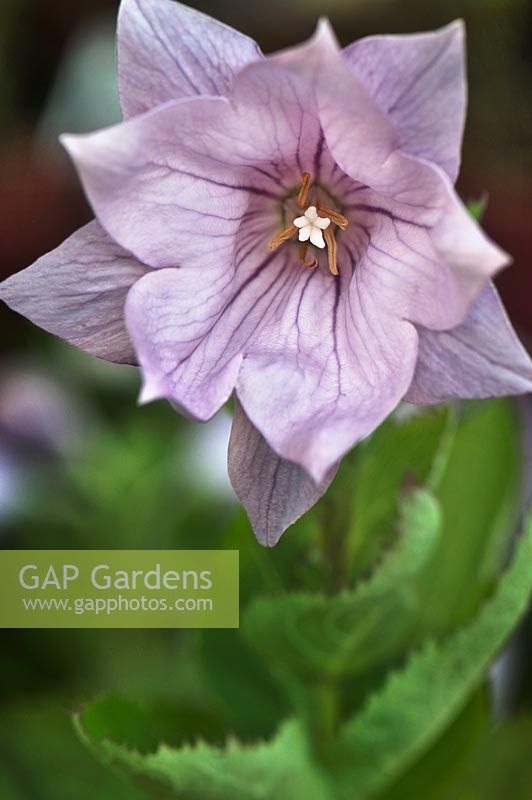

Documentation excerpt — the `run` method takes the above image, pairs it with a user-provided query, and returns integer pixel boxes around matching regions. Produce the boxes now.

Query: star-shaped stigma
[293,206,330,248]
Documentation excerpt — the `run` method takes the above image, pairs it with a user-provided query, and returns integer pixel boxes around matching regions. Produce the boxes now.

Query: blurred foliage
[2,337,529,800]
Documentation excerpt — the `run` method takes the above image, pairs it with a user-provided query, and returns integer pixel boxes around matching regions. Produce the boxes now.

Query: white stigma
[293,206,331,249]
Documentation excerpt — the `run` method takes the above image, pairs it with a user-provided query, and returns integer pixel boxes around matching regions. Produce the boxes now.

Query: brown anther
[318,205,348,230]
[323,227,339,276]
[269,224,298,251]
[297,172,311,209]
[299,242,318,269]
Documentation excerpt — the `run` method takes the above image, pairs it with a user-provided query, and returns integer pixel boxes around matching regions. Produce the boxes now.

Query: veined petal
[260,19,503,323]
[351,211,463,330]
[0,221,148,364]
[270,19,445,214]
[347,190,506,331]
[124,212,284,419]
[125,207,420,471]
[61,97,251,269]
[124,265,242,419]
[228,399,337,546]
[405,283,532,403]
[63,60,324,269]
[343,21,466,181]
[117,0,262,117]
[235,244,419,482]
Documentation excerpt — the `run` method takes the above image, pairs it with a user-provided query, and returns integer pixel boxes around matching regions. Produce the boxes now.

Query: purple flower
[2,0,531,546]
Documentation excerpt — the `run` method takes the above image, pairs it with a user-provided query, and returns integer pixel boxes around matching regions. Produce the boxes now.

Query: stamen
[323,227,339,276]
[299,243,318,269]
[297,172,311,209]
[269,224,298,251]
[318,205,348,230]
[268,173,347,276]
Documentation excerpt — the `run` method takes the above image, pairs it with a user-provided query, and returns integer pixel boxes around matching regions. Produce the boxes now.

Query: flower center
[268,173,348,276]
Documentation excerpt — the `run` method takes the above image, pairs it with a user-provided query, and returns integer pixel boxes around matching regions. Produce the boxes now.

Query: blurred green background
[0,1,531,798]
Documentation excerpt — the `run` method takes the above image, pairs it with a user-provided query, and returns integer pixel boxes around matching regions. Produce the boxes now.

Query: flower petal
[267,19,506,321]
[125,211,418,480]
[347,189,507,331]
[342,21,466,182]
[124,265,243,419]
[235,248,419,482]
[405,283,532,403]
[228,399,337,546]
[61,97,252,269]
[430,169,510,300]
[117,0,262,117]
[272,20,444,212]
[63,57,325,269]
[123,207,285,418]
[294,216,308,228]
[298,226,312,242]
[0,221,148,363]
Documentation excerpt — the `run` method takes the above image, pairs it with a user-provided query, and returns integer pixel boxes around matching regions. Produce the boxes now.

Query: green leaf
[361,489,442,594]
[80,694,226,755]
[246,587,414,687]
[456,717,532,800]
[416,399,521,636]
[346,404,455,577]
[198,628,289,740]
[467,194,488,221]
[243,490,441,686]
[378,689,489,800]
[383,713,532,800]
[387,713,532,800]
[75,709,334,800]
[330,513,532,800]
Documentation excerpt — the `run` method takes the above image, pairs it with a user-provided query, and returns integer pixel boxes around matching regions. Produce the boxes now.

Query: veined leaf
[244,490,441,685]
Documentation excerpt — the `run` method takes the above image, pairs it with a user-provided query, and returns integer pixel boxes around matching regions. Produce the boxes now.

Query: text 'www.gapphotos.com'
[21,595,214,616]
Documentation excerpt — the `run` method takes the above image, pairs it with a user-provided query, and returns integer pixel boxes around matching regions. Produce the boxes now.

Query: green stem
[309,682,341,756]
[318,497,350,595]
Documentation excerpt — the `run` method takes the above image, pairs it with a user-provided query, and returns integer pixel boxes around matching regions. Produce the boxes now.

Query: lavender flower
[2,0,531,545]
